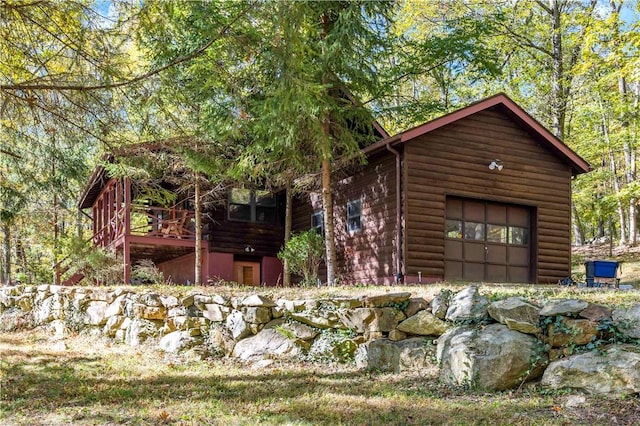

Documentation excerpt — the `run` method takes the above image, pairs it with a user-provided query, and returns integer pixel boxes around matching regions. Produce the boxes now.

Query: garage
[444,197,533,283]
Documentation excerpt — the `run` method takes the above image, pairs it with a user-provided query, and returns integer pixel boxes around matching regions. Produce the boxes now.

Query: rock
[338,308,374,333]
[226,310,252,340]
[132,303,167,320]
[232,328,298,361]
[612,304,640,339]
[159,331,201,353]
[181,295,195,307]
[289,311,342,329]
[307,331,357,363]
[547,318,599,347]
[277,299,308,313]
[140,293,164,307]
[265,319,319,341]
[49,319,69,339]
[388,329,407,341]
[540,299,589,317]
[33,295,62,324]
[103,315,126,337]
[17,296,33,312]
[85,301,109,326]
[397,310,449,336]
[202,304,226,322]
[579,304,612,322]
[104,295,126,318]
[271,306,284,319]
[488,297,540,335]
[361,292,411,308]
[355,337,437,372]
[437,324,546,391]
[431,289,452,319]
[243,306,272,324]
[241,295,276,307]
[330,297,363,309]
[405,297,429,318]
[160,295,179,308]
[206,323,236,357]
[445,286,489,323]
[125,318,162,346]
[541,344,640,396]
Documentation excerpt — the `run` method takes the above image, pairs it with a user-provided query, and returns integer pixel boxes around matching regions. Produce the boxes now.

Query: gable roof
[363,93,590,176]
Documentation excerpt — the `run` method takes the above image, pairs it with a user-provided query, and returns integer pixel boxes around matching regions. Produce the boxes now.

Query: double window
[228,188,276,223]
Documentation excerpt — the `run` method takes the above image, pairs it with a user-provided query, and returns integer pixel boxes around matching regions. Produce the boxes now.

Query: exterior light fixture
[244,245,255,253]
[488,160,503,171]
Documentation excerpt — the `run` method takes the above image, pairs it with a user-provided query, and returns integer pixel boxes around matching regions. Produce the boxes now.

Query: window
[347,199,362,232]
[487,224,507,243]
[509,226,529,245]
[311,210,324,234]
[445,220,462,239]
[228,188,276,223]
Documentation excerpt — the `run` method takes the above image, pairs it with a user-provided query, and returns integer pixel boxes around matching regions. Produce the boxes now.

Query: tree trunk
[549,0,565,140]
[194,173,202,285]
[320,11,337,286]
[53,192,60,285]
[609,148,627,245]
[572,203,585,245]
[2,223,11,285]
[283,181,292,287]
[321,154,337,286]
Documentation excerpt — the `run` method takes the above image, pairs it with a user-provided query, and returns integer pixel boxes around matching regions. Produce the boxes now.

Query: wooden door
[444,197,531,283]
[233,261,261,285]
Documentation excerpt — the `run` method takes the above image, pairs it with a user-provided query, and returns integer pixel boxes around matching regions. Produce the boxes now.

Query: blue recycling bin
[584,260,620,287]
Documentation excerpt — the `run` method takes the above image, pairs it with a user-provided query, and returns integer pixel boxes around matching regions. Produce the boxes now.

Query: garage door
[444,197,531,283]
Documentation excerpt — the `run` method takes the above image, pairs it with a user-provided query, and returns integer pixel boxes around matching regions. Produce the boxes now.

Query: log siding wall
[293,154,399,284]
[404,107,572,283]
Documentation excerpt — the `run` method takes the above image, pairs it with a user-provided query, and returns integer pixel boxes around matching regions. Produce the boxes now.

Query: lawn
[1,324,639,425]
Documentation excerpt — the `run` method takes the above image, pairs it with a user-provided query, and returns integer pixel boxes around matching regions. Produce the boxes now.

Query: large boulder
[437,324,546,391]
[397,310,449,336]
[612,304,640,339]
[542,344,640,396]
[231,328,298,361]
[445,286,489,323]
[488,297,540,335]
[355,337,437,372]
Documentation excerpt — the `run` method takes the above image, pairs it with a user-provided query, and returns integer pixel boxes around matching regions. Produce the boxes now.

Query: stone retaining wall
[2,284,640,396]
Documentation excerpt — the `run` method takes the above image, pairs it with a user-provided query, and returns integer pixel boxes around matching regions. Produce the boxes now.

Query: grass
[3,243,640,425]
[1,325,640,426]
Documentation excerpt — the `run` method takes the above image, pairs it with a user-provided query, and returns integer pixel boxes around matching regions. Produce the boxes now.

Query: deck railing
[93,205,196,247]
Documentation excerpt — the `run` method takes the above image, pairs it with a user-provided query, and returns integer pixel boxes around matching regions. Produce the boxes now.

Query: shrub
[278,230,325,286]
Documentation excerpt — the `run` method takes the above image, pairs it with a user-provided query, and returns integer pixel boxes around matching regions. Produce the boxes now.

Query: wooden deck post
[123,178,132,284]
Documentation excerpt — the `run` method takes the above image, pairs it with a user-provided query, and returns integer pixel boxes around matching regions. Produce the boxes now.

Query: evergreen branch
[0,1,257,92]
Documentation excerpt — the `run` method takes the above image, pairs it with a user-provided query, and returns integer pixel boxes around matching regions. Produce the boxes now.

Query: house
[293,93,589,284]
[75,167,288,286]
[74,93,588,286]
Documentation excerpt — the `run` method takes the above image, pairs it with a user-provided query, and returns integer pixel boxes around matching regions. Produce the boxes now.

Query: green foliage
[278,230,325,286]
[131,259,165,285]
